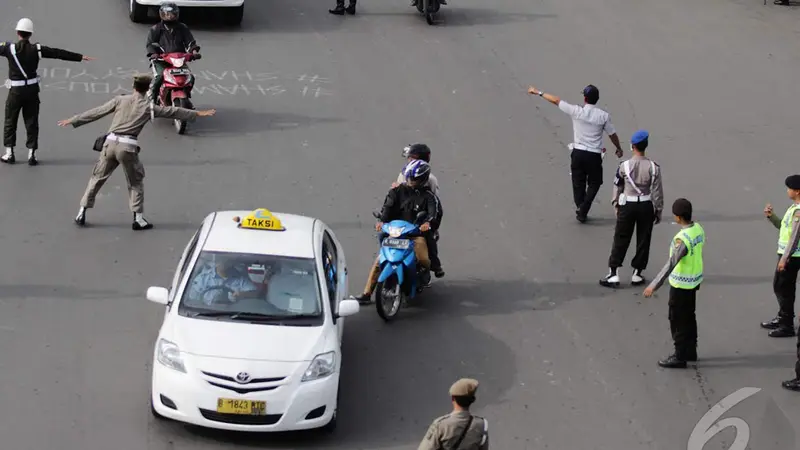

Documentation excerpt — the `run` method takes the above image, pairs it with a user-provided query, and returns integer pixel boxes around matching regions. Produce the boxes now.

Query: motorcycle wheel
[172,98,188,135]
[375,276,403,322]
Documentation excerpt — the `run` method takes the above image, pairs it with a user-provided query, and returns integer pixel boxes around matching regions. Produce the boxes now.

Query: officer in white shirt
[528,84,623,222]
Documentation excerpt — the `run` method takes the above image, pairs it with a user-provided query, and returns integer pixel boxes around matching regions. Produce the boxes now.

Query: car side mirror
[336,299,360,318]
[146,286,169,305]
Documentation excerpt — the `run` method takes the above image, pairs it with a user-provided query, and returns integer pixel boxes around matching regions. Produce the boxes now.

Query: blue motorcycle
[371,211,433,321]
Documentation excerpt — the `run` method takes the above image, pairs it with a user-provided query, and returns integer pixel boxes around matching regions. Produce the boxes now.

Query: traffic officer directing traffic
[761,174,800,339]
[528,83,624,222]
[57,74,215,230]
[418,378,489,450]
[600,130,664,288]
[643,198,705,368]
[1,18,94,165]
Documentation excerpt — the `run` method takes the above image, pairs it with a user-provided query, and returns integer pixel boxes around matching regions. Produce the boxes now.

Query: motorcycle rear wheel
[375,277,403,322]
[172,98,188,135]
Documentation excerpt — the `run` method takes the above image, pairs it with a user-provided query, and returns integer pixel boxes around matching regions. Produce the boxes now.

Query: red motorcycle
[149,44,202,134]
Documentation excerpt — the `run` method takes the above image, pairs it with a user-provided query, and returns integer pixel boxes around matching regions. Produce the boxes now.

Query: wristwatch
[538,91,544,96]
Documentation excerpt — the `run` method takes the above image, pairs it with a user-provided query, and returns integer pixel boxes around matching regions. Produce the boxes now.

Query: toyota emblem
[235,372,251,384]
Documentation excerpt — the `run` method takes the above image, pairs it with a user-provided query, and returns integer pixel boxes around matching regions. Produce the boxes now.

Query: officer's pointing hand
[81,56,95,61]
[57,119,72,127]
[197,109,216,117]
[643,287,654,298]
[527,85,538,95]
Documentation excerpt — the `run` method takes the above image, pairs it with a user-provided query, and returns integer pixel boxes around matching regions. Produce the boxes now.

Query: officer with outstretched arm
[57,74,215,230]
[1,18,94,165]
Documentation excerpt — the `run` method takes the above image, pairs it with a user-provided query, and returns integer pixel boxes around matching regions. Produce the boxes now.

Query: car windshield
[178,250,323,323]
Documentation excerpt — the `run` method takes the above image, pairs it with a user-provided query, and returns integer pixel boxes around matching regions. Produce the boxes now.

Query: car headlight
[301,351,335,382]
[156,339,186,373]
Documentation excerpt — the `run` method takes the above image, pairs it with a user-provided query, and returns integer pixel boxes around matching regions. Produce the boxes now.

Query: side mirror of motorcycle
[372,211,381,219]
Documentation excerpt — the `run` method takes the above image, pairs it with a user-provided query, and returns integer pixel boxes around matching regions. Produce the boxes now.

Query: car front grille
[200,371,288,394]
[199,409,282,425]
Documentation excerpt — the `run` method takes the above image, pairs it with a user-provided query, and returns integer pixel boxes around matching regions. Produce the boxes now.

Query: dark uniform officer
[761,174,800,339]
[600,130,664,288]
[57,74,215,230]
[643,198,705,368]
[1,18,92,165]
[418,378,489,450]
[145,3,199,104]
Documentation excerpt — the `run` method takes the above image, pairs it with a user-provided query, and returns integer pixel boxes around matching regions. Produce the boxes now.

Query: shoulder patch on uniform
[674,238,683,246]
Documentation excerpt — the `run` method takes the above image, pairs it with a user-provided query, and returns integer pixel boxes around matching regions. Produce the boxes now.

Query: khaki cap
[449,378,479,397]
[133,73,153,84]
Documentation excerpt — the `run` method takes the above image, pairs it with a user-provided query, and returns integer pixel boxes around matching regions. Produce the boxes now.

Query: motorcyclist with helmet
[145,3,199,103]
[392,143,445,278]
[351,160,441,305]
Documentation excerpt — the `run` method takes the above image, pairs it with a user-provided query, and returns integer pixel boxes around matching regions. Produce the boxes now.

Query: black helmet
[159,2,179,22]
[402,143,431,162]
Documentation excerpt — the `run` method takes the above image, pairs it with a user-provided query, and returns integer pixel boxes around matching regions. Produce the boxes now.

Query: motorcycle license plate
[169,68,191,76]
[383,238,410,249]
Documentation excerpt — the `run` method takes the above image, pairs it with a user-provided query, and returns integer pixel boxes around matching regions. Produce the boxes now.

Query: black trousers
[608,201,655,271]
[335,0,355,6]
[773,255,800,327]
[795,328,800,378]
[669,286,698,358]
[570,149,603,216]
[3,88,40,150]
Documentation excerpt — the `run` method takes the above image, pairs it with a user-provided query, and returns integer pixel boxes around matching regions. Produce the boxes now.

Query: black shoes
[27,150,37,166]
[433,267,445,278]
[782,378,800,391]
[329,4,356,14]
[2,149,39,165]
[760,315,796,337]
[351,293,372,305]
[658,354,688,369]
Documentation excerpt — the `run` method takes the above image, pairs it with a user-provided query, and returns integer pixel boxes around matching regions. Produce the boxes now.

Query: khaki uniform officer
[57,74,215,230]
[418,378,489,450]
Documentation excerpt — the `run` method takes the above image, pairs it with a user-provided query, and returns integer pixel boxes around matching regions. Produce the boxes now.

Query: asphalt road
[0,0,799,448]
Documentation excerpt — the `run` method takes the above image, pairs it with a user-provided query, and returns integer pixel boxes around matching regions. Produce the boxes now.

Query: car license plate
[383,238,410,249]
[169,68,191,75]
[216,398,267,415]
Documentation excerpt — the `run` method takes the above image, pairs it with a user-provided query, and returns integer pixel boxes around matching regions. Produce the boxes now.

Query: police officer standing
[1,18,94,166]
[761,174,800,339]
[57,74,215,230]
[600,130,664,288]
[528,84,624,222]
[418,378,489,450]
[643,198,705,368]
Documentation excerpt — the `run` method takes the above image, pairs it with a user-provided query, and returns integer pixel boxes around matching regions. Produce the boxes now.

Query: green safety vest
[668,222,705,289]
[777,203,800,257]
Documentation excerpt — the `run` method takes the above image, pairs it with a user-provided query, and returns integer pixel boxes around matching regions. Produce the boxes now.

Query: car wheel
[130,0,148,23]
[224,5,244,26]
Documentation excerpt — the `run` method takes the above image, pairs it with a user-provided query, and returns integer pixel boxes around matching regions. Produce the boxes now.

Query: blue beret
[631,130,649,145]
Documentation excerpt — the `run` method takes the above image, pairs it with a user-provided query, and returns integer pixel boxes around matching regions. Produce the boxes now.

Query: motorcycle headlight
[388,227,403,237]
[301,351,335,382]
[173,57,185,67]
[156,339,186,373]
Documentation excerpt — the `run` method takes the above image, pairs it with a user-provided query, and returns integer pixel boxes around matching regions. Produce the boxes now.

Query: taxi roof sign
[233,208,286,231]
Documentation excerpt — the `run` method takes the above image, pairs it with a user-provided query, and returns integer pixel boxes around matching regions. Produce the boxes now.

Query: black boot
[74,208,87,227]
[27,149,37,166]
[345,3,356,14]
[781,378,800,391]
[350,293,372,305]
[1,148,15,164]
[768,326,796,338]
[329,4,346,14]
[132,213,154,231]
[761,315,782,329]
[658,353,688,369]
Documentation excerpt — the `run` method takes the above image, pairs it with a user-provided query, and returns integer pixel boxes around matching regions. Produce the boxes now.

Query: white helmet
[15,18,33,34]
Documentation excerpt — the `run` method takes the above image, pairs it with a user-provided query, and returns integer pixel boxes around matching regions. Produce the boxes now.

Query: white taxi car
[147,208,360,432]
[129,0,245,26]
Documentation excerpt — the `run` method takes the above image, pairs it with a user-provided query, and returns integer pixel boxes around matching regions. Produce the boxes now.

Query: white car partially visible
[130,0,244,26]
[147,209,359,432]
